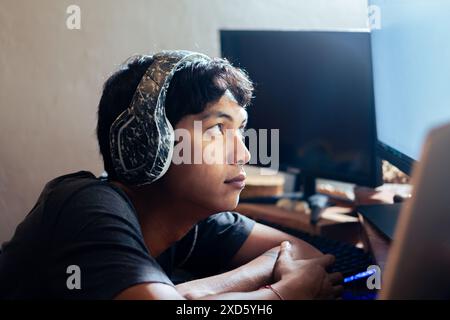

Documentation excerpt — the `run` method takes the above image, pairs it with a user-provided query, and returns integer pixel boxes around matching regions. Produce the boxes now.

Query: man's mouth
[224,173,247,189]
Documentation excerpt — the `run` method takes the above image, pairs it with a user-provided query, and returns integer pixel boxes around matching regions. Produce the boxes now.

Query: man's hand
[272,241,343,299]
[115,241,343,300]
[229,222,323,268]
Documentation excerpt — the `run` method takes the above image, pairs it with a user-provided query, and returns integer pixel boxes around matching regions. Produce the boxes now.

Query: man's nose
[232,134,251,165]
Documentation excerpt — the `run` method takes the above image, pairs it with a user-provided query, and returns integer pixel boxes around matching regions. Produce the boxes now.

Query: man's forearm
[175,239,323,300]
[201,286,280,300]
[176,249,279,299]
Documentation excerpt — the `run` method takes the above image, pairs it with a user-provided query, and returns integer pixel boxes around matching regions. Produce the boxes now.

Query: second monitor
[221,30,382,196]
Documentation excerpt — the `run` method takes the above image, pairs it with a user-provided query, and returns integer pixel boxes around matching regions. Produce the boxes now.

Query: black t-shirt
[0,171,255,299]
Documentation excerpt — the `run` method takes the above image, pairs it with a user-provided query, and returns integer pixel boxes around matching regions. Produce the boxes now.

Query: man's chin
[219,196,240,212]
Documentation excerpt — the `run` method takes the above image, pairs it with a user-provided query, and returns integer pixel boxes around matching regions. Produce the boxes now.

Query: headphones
[109,50,211,185]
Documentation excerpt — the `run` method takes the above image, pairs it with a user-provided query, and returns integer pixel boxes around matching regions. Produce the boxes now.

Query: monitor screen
[370,0,450,171]
[221,30,380,187]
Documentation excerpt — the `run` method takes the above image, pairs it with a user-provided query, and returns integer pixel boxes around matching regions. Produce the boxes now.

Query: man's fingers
[278,241,292,260]
[310,254,335,268]
[328,272,343,285]
[332,285,344,298]
[321,284,344,300]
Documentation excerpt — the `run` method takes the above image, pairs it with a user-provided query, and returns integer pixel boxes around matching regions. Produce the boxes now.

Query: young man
[0,51,342,299]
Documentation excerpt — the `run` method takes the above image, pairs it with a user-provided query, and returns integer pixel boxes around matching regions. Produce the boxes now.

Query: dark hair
[96,54,254,181]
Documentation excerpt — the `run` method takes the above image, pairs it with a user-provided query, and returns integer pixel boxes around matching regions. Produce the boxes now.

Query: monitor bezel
[377,141,415,175]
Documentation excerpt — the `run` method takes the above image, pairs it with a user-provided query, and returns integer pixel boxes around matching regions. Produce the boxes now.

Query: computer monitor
[370,0,450,175]
[221,30,382,195]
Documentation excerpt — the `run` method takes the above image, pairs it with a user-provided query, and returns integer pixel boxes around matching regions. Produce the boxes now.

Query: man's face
[161,93,251,215]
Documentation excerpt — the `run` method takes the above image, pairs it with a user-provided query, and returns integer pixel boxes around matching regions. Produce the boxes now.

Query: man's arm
[228,222,323,268]
[115,247,281,300]
[177,222,323,299]
[115,281,281,300]
[175,246,279,299]
[115,243,340,300]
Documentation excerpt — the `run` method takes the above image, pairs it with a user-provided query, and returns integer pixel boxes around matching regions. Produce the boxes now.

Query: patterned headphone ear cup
[110,102,174,185]
[110,109,163,184]
[150,113,175,181]
[121,118,154,170]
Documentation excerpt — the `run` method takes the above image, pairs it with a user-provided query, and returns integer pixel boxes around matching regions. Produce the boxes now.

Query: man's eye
[207,123,224,135]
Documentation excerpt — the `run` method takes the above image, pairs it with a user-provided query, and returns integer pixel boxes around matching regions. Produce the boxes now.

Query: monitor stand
[295,174,331,225]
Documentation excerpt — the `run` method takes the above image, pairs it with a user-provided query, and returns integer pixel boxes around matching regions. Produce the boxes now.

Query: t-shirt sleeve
[177,211,256,278]
[47,185,173,299]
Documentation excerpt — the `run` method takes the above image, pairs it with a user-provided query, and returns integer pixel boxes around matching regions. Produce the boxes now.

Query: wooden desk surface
[236,203,361,245]
[236,185,403,263]
[358,214,391,272]
[237,186,398,261]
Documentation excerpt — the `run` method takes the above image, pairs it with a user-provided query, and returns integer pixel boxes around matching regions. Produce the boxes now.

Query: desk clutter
[240,165,285,199]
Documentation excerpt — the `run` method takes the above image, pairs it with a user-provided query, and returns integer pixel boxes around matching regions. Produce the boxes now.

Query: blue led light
[344,268,376,283]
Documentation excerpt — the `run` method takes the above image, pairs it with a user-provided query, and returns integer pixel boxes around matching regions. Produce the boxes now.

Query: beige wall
[0,0,368,242]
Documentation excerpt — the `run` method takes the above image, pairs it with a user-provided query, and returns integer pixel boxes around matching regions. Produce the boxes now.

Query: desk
[236,202,362,245]
[358,212,391,272]
[237,185,403,261]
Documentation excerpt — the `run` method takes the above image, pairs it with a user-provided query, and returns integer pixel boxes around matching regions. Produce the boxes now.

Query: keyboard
[259,221,374,278]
